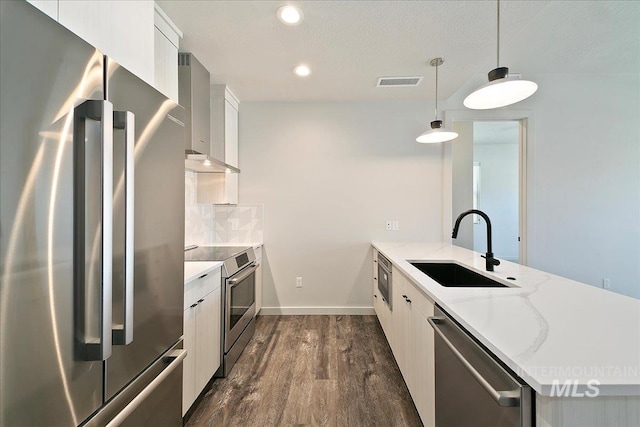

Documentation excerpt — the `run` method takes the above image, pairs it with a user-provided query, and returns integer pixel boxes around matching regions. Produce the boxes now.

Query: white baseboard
[259,306,375,315]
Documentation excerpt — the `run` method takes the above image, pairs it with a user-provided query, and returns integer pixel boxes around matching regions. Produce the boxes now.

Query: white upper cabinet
[57,1,155,86]
[26,0,58,20]
[211,85,240,166]
[153,3,181,101]
[208,85,240,205]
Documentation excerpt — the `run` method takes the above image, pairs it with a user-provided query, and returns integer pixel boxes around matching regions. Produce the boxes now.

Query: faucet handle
[481,254,501,264]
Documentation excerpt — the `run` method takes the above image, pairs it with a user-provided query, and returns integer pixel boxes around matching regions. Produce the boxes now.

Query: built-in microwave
[377,253,392,309]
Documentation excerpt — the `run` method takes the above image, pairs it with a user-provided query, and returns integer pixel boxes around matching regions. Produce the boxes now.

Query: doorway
[450,118,526,264]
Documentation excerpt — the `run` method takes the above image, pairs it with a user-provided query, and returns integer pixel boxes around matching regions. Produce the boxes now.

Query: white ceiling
[157,0,640,102]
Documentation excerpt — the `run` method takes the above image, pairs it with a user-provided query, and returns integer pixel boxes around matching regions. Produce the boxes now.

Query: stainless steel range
[185,245,257,377]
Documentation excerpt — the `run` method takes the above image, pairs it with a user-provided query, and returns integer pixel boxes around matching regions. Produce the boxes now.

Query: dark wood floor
[186,315,422,427]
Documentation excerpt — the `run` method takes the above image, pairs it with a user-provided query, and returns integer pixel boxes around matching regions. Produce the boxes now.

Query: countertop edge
[184,261,224,284]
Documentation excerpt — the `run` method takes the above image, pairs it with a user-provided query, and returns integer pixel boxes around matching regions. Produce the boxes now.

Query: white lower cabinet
[255,245,263,315]
[183,268,222,415]
[411,296,435,426]
[182,303,197,413]
[374,258,435,427]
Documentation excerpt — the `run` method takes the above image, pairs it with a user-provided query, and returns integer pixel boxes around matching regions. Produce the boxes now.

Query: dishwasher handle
[427,316,521,407]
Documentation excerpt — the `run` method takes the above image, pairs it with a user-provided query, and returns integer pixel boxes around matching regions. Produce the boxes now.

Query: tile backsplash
[185,171,214,245]
[214,205,264,243]
[185,171,264,245]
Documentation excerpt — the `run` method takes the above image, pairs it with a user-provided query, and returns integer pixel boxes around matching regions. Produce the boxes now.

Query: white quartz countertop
[184,261,223,284]
[185,242,263,249]
[372,241,640,396]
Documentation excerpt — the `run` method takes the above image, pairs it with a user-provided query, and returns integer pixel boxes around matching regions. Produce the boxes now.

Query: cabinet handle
[402,294,407,299]
[406,299,412,304]
[374,294,378,298]
[198,274,208,279]
[197,298,204,303]
[190,303,197,308]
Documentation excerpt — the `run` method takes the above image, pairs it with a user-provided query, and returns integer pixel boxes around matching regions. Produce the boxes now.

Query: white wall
[473,142,519,261]
[239,101,444,313]
[446,73,640,299]
[451,121,473,249]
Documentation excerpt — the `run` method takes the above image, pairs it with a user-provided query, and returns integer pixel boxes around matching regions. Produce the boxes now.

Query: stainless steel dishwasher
[428,306,532,427]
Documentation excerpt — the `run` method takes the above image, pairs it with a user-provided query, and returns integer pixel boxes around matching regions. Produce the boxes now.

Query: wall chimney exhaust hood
[184,150,240,173]
[179,53,239,174]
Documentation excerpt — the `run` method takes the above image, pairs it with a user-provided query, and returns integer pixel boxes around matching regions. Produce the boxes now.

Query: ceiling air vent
[377,76,423,87]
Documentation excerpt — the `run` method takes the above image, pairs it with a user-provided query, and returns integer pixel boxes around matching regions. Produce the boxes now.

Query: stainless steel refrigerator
[1,2,186,426]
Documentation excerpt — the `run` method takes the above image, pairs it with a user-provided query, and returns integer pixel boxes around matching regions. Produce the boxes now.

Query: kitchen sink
[409,262,509,288]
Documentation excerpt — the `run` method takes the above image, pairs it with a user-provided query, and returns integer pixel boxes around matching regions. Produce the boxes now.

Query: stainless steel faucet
[452,209,501,272]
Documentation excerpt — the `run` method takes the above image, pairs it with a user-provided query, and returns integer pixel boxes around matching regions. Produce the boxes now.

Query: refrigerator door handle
[74,99,114,361]
[112,111,135,346]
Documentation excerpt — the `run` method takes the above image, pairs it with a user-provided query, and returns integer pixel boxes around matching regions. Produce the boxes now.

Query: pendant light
[464,0,538,109]
[417,58,458,144]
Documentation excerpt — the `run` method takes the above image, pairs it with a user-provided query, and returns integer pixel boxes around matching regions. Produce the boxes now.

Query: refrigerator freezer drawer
[84,341,185,427]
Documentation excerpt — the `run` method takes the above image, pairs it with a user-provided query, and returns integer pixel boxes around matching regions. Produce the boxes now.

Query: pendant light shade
[416,58,458,144]
[417,120,459,143]
[464,0,538,110]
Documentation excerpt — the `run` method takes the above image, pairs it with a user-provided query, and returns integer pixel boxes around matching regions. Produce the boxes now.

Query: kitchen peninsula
[373,241,640,426]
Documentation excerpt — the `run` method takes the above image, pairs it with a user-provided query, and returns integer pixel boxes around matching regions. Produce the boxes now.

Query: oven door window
[230,273,255,330]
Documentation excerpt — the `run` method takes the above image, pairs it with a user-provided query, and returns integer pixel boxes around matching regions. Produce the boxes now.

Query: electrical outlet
[296,277,303,288]
[392,220,399,231]
[603,278,611,289]
[385,221,392,231]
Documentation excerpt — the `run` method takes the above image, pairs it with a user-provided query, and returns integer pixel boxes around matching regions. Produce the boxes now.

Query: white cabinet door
[182,306,197,415]
[252,245,262,315]
[205,86,240,205]
[154,26,178,101]
[224,100,239,167]
[27,0,58,20]
[58,0,154,85]
[413,302,435,427]
[195,287,221,393]
[255,261,263,315]
[223,99,239,203]
[391,272,415,389]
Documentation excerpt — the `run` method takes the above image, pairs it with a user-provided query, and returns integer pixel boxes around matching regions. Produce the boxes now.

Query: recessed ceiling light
[293,65,311,77]
[277,5,303,25]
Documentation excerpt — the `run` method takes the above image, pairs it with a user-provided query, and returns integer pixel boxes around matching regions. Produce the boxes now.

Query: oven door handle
[228,263,258,287]
[427,316,521,407]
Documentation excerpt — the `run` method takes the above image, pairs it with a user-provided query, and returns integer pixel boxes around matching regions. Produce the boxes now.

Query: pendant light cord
[496,0,500,68]
[434,62,439,121]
